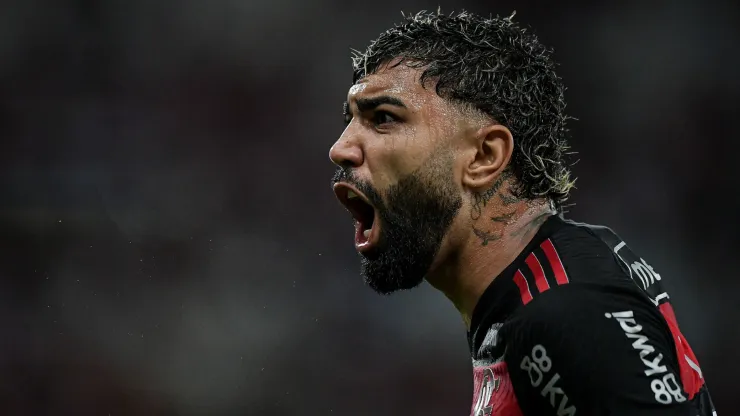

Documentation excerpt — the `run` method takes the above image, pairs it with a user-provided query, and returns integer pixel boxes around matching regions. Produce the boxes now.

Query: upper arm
[503,285,692,416]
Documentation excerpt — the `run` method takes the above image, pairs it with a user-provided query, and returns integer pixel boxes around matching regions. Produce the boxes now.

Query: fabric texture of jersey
[467,215,716,416]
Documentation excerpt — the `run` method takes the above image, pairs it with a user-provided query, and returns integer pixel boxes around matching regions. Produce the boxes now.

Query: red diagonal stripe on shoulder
[540,239,569,285]
[525,252,550,293]
[513,270,533,305]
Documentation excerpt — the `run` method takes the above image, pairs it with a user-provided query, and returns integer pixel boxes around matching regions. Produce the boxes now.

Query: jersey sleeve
[502,284,693,416]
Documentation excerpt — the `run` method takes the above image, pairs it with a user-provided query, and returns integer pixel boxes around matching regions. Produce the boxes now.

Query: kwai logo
[605,310,686,405]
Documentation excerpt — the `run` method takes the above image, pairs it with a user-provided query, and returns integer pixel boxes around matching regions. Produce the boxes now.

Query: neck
[427,200,555,329]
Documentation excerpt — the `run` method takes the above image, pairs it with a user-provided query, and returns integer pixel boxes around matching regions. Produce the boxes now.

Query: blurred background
[1,0,738,414]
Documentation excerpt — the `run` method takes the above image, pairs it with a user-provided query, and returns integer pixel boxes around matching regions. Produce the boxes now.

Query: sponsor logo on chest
[605,310,687,405]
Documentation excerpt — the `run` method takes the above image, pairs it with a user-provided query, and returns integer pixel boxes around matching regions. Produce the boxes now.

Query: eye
[342,101,353,125]
[371,111,398,127]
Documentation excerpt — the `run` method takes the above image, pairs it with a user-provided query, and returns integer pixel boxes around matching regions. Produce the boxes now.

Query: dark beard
[332,152,462,294]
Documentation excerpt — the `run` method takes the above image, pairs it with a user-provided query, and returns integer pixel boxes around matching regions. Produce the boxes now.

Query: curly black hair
[351,10,575,208]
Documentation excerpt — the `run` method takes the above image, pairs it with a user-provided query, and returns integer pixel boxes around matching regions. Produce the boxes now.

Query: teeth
[363,229,371,238]
[347,190,358,199]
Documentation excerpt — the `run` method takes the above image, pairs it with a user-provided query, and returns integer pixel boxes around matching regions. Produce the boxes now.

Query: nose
[329,133,363,168]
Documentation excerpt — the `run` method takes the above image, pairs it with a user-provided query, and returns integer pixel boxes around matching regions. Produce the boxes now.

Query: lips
[333,183,380,252]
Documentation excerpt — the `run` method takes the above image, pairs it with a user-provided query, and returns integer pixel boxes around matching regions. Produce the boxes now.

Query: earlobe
[462,124,514,191]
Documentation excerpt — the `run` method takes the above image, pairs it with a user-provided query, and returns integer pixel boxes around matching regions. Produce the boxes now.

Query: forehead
[348,64,448,113]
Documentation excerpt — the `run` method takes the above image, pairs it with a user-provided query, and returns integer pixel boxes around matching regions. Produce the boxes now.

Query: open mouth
[333,183,379,252]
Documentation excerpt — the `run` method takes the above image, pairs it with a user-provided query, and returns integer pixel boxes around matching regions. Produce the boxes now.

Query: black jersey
[468,215,715,416]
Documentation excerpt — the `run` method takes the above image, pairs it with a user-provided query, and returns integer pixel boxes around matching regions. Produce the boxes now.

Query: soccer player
[328,10,716,416]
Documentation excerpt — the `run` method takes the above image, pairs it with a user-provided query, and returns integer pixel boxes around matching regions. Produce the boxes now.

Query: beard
[332,151,462,294]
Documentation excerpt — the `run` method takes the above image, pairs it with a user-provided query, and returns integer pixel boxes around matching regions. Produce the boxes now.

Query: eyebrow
[344,95,408,114]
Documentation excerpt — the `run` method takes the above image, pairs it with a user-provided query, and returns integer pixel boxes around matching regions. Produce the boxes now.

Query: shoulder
[546,219,634,283]
[507,219,644,309]
[505,216,670,336]
[545,218,670,305]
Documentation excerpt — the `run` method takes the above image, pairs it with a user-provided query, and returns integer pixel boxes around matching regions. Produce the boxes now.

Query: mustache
[331,167,384,209]
[330,167,352,188]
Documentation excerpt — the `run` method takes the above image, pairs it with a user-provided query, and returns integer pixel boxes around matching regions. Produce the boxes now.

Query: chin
[363,273,426,295]
[358,244,434,295]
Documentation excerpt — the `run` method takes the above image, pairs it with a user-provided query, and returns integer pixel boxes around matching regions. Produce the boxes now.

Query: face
[329,63,466,294]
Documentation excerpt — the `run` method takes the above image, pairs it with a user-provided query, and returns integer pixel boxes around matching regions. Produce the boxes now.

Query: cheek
[363,140,400,190]
[374,128,432,177]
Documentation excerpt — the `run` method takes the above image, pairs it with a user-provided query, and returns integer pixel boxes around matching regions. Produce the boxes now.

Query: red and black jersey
[468,215,715,416]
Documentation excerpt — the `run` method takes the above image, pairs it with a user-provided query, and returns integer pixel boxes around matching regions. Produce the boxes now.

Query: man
[329,10,716,416]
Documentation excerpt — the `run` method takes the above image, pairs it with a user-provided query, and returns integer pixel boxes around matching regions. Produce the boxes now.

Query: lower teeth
[363,229,371,238]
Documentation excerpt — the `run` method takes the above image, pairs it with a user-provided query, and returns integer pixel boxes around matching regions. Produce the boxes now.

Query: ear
[462,124,514,192]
